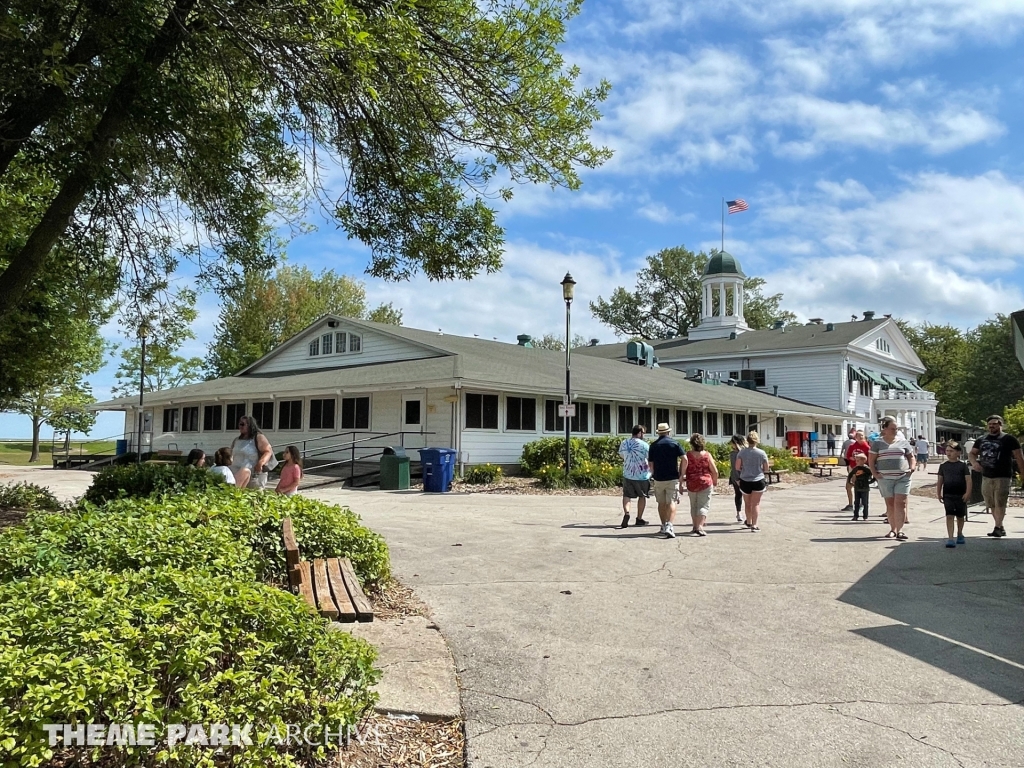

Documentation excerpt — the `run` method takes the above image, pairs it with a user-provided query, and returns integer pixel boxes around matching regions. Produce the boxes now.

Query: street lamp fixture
[560,272,576,478]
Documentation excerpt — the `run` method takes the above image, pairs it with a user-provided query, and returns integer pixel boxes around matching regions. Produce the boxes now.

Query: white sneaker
[659,523,667,536]
[664,523,676,539]
[736,512,743,522]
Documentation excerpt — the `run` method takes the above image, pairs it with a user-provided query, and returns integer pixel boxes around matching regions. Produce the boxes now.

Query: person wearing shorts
[736,431,770,531]
[680,433,718,536]
[970,415,1024,538]
[618,425,651,529]
[647,423,685,539]
[937,443,971,547]
[869,416,916,541]
[915,435,930,471]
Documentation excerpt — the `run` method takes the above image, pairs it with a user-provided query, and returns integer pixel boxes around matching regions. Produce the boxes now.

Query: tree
[895,320,970,420]
[958,315,1024,426]
[590,246,796,339]
[0,0,610,317]
[203,266,404,378]
[531,333,590,351]
[111,291,204,397]
[1003,398,1024,438]
[0,326,105,462]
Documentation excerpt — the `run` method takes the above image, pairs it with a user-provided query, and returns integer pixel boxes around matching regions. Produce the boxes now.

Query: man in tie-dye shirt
[618,425,651,529]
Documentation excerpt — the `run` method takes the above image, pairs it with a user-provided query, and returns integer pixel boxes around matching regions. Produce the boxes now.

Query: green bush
[582,436,622,465]
[520,436,588,475]
[535,459,622,489]
[764,446,812,472]
[83,463,225,505]
[464,463,503,484]
[715,459,731,478]
[0,566,379,768]
[0,482,63,513]
[0,487,391,587]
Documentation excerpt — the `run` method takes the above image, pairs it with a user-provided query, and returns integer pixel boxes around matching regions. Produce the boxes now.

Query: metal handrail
[50,431,126,465]
[299,430,434,485]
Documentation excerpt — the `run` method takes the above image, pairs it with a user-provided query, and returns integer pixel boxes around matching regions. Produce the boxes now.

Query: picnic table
[809,456,840,477]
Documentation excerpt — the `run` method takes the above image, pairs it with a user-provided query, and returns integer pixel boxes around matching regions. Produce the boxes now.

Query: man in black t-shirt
[969,415,1024,538]
[647,423,685,539]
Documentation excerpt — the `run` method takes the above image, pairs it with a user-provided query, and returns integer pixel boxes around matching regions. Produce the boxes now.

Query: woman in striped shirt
[868,416,916,540]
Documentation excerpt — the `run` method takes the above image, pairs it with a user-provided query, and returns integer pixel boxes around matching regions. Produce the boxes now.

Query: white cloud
[500,183,624,218]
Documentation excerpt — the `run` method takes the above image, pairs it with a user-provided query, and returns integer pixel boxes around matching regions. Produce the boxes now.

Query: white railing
[877,390,935,401]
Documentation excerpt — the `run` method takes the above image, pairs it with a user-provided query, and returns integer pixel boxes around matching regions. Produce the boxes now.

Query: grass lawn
[0,441,117,466]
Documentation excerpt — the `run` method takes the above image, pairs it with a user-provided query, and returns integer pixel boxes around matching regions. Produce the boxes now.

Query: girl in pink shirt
[275,445,303,496]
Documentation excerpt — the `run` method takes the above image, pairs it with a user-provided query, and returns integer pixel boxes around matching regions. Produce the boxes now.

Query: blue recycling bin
[115,439,128,456]
[419,447,457,493]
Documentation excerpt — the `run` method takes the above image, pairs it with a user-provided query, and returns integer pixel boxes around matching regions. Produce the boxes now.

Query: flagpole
[721,198,725,253]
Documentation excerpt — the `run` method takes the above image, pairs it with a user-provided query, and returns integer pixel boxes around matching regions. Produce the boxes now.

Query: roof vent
[825,322,835,331]
[862,311,875,321]
[589,338,600,346]
[516,334,533,348]
[809,318,823,324]
[772,320,785,330]
[729,332,737,340]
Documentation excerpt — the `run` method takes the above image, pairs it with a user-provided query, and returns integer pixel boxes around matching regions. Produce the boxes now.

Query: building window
[278,400,302,430]
[571,403,589,433]
[749,414,759,432]
[310,398,336,430]
[203,405,222,432]
[860,378,872,397]
[466,393,498,429]
[675,410,688,435]
[736,414,746,435]
[656,408,670,429]
[729,370,739,380]
[341,396,370,430]
[225,403,246,429]
[349,334,362,353]
[876,338,890,353]
[162,408,179,432]
[723,413,734,436]
[251,401,274,431]
[692,410,704,434]
[181,406,199,432]
[706,411,719,436]
[776,416,786,436]
[309,338,320,356]
[405,400,422,427]
[638,407,652,432]
[814,422,819,433]
[594,404,611,434]
[618,405,633,433]
[739,369,766,387]
[321,333,333,355]
[335,332,347,353]
[506,397,536,431]
[544,400,565,432]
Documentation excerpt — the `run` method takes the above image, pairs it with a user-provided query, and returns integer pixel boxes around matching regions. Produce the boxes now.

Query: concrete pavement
[307,475,1024,768]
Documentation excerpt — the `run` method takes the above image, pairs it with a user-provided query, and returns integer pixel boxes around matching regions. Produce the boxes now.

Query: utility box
[380,454,411,490]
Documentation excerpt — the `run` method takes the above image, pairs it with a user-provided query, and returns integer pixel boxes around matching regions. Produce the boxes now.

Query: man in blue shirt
[647,422,685,539]
[618,425,651,529]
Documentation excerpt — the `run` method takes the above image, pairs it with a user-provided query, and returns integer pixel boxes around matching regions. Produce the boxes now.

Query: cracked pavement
[306,474,1024,767]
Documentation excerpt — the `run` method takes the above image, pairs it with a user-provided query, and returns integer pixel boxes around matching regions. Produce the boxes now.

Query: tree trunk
[29,417,41,463]
[0,0,198,317]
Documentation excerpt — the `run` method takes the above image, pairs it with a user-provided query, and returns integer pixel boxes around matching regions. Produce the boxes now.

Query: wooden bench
[766,460,789,484]
[809,456,840,477]
[282,518,373,623]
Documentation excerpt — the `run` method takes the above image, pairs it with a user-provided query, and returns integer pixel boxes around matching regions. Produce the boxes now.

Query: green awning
[880,374,902,389]
[896,377,919,391]
[858,368,887,386]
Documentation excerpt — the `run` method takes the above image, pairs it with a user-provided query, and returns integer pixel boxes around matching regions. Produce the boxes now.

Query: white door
[401,395,427,450]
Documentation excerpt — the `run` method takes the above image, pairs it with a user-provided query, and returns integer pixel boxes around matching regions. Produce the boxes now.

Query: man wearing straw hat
[648,422,685,539]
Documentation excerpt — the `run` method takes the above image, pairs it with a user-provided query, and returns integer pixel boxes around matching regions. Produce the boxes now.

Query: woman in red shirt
[679,433,719,537]
[275,445,303,496]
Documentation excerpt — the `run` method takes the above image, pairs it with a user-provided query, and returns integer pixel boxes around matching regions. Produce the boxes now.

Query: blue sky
[5,0,1024,439]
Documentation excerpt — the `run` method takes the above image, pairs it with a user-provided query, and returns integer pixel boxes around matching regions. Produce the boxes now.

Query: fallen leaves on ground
[334,714,463,768]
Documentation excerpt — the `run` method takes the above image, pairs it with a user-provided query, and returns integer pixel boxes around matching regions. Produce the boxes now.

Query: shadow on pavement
[839,538,1024,702]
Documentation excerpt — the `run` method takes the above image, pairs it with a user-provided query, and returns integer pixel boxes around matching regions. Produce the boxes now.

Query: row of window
[728,369,767,387]
[309,331,363,358]
[465,393,773,437]
[161,397,371,433]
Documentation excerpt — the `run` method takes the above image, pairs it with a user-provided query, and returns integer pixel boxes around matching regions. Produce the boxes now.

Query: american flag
[726,199,749,214]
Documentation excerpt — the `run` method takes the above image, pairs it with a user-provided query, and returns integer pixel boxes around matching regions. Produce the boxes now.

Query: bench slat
[312,559,339,620]
[326,558,358,622]
[295,561,317,612]
[338,557,374,622]
[282,518,301,589]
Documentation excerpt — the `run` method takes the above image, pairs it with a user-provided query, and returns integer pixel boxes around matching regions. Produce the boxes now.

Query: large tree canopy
[590,245,796,340]
[0,0,610,316]
[203,266,403,378]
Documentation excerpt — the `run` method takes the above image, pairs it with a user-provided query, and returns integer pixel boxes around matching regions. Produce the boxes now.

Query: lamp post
[560,272,576,479]
[136,321,149,464]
